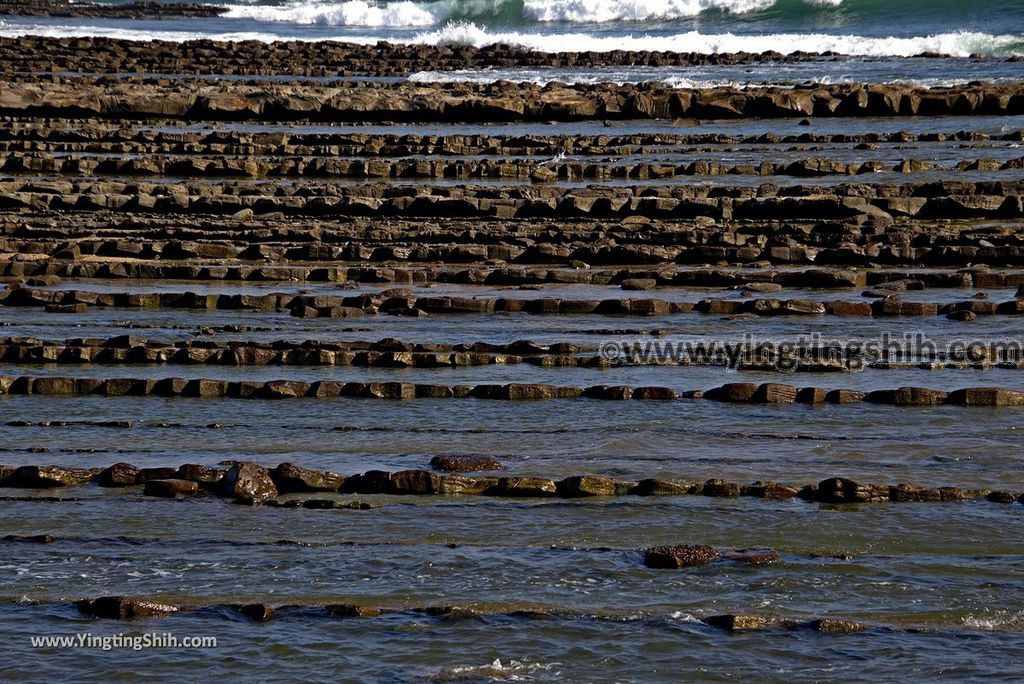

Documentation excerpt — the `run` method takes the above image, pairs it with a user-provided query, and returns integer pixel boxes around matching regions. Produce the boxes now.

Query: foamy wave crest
[223,0,847,28]
[224,1,437,27]
[521,0,777,23]
[412,22,1024,58]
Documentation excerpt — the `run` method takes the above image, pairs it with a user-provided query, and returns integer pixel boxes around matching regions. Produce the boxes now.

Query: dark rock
[721,547,780,564]
[389,469,441,495]
[6,465,93,488]
[491,476,557,497]
[643,544,720,569]
[176,464,225,486]
[220,462,278,504]
[704,614,774,631]
[4,533,55,543]
[239,604,274,622]
[630,478,694,496]
[702,479,740,497]
[817,477,888,503]
[97,462,139,487]
[556,475,617,497]
[135,467,179,483]
[986,491,1017,503]
[76,596,178,620]
[428,454,505,472]
[806,618,869,633]
[740,481,798,499]
[143,479,199,498]
[326,604,383,617]
[269,462,344,493]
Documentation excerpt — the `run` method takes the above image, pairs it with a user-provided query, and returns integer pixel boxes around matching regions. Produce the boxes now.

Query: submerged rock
[703,614,775,631]
[76,596,178,620]
[143,479,200,498]
[326,604,383,618]
[429,454,505,472]
[643,544,720,569]
[806,618,870,633]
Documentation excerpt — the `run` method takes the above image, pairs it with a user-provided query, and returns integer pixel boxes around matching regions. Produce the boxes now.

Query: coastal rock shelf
[1,35,1008,78]
[4,79,1024,123]
[3,27,1024,677]
[5,285,1024,320]
[0,336,1020,371]
[0,1,225,19]
[0,595,914,635]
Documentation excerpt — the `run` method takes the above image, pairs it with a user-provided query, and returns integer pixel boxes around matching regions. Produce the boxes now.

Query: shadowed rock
[76,596,178,619]
[556,475,617,497]
[143,479,200,498]
[97,462,139,487]
[270,463,345,493]
[704,614,775,631]
[643,544,720,569]
[5,465,93,488]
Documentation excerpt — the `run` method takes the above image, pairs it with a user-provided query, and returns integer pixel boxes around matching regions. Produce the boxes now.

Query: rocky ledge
[0,1,224,19]
[0,36,997,78]
[3,79,1023,123]
[0,462,1019,507]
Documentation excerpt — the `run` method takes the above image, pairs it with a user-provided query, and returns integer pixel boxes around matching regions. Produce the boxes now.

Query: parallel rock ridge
[61,595,884,633]
[0,35,1001,77]
[0,1,224,19]
[2,80,1024,122]
[1,463,1019,507]
[3,376,1024,408]
[8,287,1024,320]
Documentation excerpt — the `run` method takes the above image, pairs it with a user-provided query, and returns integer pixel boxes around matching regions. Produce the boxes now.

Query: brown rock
[556,475,617,497]
[817,477,888,503]
[705,382,759,402]
[389,469,441,495]
[630,478,694,496]
[429,455,505,472]
[326,604,383,618]
[491,476,557,497]
[806,618,869,633]
[6,465,93,488]
[704,614,774,631]
[143,479,200,498]
[644,544,720,569]
[176,464,226,486]
[220,462,278,504]
[269,463,344,493]
[722,547,781,564]
[947,387,1024,407]
[76,596,178,620]
[97,462,140,487]
[702,479,740,497]
[741,481,798,499]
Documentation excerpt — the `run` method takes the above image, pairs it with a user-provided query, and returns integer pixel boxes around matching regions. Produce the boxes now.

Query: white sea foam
[0,17,1019,59]
[521,0,777,24]
[224,1,436,27]
[224,0,844,28]
[411,22,1023,58]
